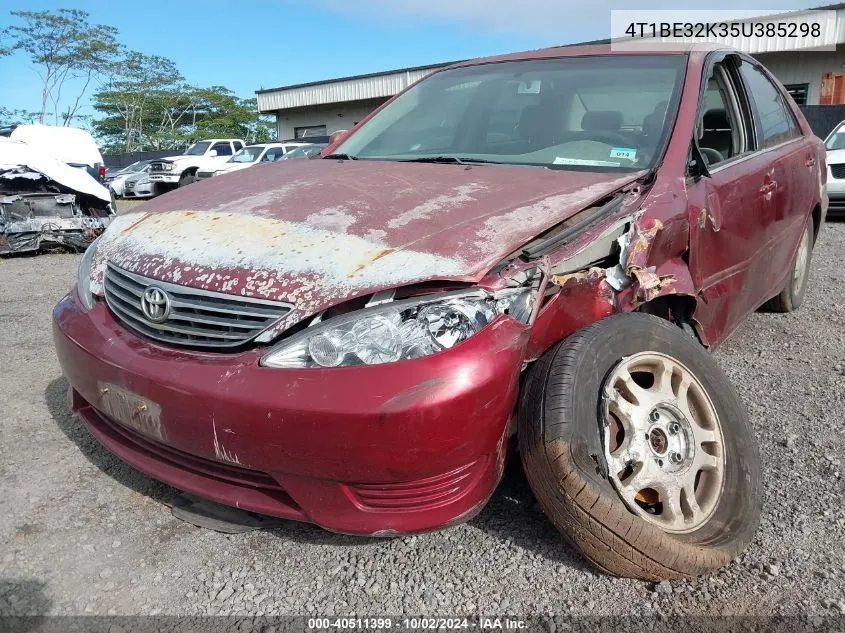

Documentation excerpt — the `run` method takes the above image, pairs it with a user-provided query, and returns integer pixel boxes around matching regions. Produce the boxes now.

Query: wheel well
[180,167,198,178]
[811,204,822,245]
[637,295,704,345]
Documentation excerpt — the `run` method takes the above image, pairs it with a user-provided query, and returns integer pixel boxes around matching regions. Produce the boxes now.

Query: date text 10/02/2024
[307,618,528,630]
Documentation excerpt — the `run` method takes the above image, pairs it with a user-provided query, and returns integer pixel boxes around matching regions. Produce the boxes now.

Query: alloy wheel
[602,352,726,533]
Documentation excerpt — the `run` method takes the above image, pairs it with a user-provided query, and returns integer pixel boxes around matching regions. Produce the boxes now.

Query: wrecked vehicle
[1,138,114,255]
[53,45,826,581]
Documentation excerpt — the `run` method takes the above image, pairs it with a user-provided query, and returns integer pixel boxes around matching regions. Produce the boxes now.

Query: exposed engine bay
[0,139,114,255]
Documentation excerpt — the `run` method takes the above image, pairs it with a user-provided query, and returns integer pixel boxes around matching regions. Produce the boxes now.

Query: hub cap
[792,224,811,292]
[602,352,726,533]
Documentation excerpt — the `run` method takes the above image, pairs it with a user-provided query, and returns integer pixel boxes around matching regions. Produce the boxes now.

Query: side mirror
[688,144,710,181]
[208,150,218,157]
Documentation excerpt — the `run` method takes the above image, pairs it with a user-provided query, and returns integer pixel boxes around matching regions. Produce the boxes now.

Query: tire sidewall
[535,313,761,552]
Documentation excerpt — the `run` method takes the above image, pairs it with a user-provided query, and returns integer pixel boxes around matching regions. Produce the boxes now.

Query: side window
[212,142,232,156]
[233,141,244,151]
[738,61,801,149]
[697,64,745,166]
[263,148,285,161]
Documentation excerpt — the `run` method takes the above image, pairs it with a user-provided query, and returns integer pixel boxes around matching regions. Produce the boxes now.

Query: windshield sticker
[610,147,638,161]
[553,157,622,167]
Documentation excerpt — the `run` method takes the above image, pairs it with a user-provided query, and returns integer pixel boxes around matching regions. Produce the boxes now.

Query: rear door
[735,58,815,283]
[686,54,779,342]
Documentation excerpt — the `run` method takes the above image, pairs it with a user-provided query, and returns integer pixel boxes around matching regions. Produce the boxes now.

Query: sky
[0,0,817,120]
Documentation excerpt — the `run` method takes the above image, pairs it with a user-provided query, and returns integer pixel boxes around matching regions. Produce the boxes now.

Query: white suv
[147,139,245,188]
[195,142,309,181]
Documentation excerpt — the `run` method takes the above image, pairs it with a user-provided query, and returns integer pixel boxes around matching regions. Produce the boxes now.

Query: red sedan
[53,44,826,581]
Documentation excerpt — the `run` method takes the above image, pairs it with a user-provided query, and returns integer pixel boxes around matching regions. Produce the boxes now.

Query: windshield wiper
[399,156,500,165]
[323,153,358,160]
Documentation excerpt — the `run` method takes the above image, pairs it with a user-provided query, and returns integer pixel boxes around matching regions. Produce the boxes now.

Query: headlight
[76,236,101,310]
[261,288,534,369]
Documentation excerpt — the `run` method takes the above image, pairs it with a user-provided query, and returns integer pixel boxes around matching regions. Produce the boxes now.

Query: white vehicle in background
[2,123,106,184]
[123,169,157,199]
[146,139,245,189]
[104,160,151,197]
[824,120,845,217]
[195,142,309,181]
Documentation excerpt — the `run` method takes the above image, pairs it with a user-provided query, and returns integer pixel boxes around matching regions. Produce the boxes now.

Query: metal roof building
[257,5,845,140]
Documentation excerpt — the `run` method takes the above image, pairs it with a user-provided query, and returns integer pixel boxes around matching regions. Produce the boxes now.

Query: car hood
[215,162,251,173]
[0,138,111,203]
[91,159,643,325]
[826,148,845,163]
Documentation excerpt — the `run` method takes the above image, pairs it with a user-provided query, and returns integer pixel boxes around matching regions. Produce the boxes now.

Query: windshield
[333,56,685,171]
[229,146,265,163]
[183,141,211,156]
[826,122,845,150]
[281,144,320,159]
[119,161,146,174]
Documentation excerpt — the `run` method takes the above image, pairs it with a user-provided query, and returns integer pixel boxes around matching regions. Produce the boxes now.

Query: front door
[686,56,775,344]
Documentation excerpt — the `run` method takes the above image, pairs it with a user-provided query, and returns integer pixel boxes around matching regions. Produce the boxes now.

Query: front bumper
[828,192,845,216]
[147,173,180,184]
[53,292,526,535]
[1,215,111,254]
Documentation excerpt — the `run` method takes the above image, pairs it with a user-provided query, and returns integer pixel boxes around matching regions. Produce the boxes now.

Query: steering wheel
[699,147,724,165]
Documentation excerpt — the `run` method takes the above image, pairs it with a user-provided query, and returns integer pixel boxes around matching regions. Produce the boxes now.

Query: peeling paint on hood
[91,160,643,326]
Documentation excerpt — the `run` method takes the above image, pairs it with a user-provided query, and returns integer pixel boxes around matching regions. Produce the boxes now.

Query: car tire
[760,215,814,313]
[178,172,196,187]
[518,313,761,581]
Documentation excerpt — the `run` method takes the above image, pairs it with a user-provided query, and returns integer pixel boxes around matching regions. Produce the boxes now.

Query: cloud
[308,0,814,39]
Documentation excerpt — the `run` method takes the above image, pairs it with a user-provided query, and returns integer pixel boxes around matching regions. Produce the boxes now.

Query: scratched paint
[386,184,486,228]
[212,419,241,465]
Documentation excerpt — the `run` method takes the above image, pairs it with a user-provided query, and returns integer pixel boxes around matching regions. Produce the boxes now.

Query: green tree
[0,107,40,127]
[94,52,185,151]
[94,79,275,152]
[2,8,120,125]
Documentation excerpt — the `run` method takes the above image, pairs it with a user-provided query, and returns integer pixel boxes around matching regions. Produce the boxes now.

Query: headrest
[582,110,623,131]
[703,109,730,130]
[519,104,550,141]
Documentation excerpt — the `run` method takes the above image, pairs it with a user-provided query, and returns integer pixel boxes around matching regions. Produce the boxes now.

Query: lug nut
[668,451,683,465]
[649,410,660,422]
[668,422,681,435]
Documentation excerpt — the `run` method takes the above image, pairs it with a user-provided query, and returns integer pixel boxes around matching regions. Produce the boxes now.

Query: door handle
[760,180,777,198]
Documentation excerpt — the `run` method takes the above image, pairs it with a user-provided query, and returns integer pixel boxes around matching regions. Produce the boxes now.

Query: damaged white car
[0,138,115,255]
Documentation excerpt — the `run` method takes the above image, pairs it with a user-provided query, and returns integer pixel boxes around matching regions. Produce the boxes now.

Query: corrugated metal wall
[258,68,441,112]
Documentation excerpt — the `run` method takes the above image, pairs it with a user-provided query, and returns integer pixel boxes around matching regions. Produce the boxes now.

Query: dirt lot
[1,210,843,617]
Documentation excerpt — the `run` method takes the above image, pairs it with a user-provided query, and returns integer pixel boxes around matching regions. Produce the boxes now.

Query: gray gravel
[1,219,844,617]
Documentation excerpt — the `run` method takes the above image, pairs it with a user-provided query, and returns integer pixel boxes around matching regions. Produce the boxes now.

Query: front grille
[831,163,845,179]
[104,263,292,349]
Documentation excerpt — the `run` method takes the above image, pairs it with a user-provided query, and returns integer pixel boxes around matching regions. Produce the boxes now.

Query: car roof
[444,42,728,71]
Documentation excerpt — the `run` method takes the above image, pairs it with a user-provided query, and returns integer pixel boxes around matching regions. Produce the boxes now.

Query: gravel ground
[1,215,843,618]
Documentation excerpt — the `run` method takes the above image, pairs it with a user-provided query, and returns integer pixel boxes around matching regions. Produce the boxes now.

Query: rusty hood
[91,159,642,326]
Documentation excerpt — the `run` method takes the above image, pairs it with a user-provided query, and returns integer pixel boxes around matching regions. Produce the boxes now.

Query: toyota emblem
[140,286,171,323]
